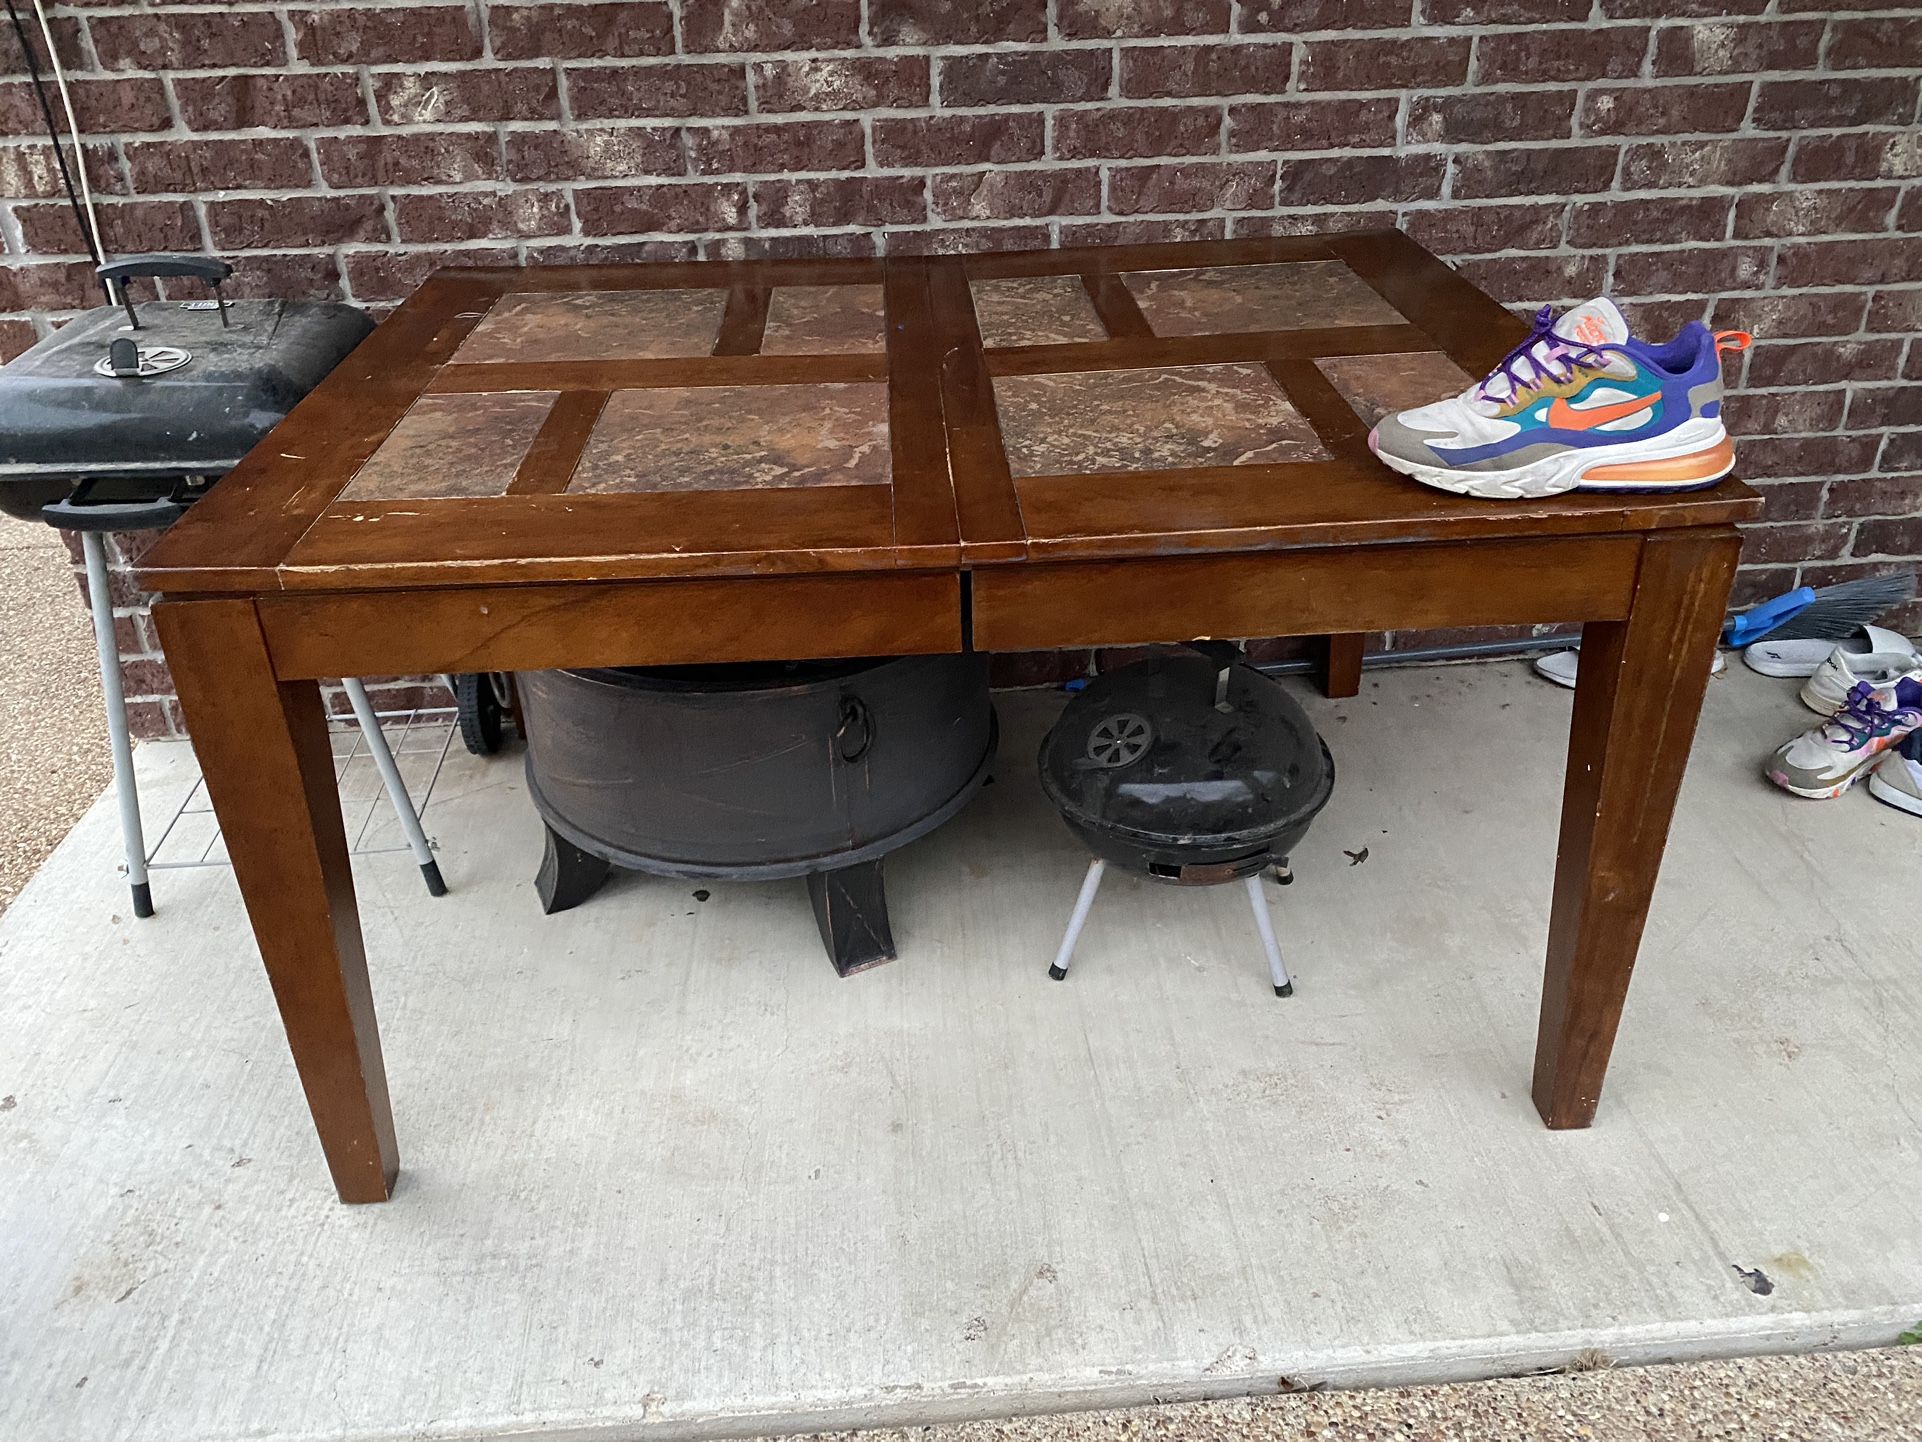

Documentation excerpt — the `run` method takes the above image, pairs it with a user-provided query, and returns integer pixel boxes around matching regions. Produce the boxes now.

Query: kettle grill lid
[1038,652,1334,847]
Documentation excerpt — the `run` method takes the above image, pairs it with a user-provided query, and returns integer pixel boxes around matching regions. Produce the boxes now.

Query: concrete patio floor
[2,659,1920,1442]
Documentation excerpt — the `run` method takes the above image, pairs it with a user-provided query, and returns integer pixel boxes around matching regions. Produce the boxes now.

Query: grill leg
[808,860,897,977]
[1246,873,1293,997]
[83,532,152,918]
[341,678,445,896]
[1048,857,1106,981]
[535,824,611,914]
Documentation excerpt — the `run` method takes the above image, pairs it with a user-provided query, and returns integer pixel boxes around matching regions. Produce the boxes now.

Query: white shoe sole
[1868,769,1922,817]
[1373,418,1733,501]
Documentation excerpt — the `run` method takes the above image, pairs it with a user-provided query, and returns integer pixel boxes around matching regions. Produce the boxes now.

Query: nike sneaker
[1369,297,1748,500]
[1765,679,1922,800]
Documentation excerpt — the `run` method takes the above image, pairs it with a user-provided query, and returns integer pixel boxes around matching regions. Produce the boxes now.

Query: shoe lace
[1825,682,1910,750]
[1477,305,1618,406]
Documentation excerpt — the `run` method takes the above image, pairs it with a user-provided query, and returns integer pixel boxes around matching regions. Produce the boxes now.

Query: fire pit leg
[807,861,896,976]
[1047,858,1106,981]
[535,824,611,914]
[1245,874,1293,997]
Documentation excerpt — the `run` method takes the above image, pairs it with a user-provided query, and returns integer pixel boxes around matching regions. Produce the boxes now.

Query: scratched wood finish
[154,599,398,1202]
[970,537,1644,653]
[1533,528,1743,1128]
[258,572,965,680]
[1009,463,1758,560]
[285,487,916,586]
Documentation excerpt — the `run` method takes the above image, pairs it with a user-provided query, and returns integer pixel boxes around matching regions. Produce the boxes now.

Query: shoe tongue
[1551,297,1629,347]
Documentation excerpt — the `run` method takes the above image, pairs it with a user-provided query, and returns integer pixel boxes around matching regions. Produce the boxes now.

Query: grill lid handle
[96,254,234,332]
[96,254,234,284]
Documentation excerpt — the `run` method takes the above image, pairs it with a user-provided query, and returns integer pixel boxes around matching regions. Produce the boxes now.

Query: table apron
[250,571,965,680]
[971,535,1646,653]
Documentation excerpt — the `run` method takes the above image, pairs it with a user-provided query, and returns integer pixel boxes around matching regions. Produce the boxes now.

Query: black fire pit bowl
[518,653,996,976]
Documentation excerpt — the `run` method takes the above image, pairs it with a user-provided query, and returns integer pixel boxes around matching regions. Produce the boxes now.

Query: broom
[1726,573,1917,648]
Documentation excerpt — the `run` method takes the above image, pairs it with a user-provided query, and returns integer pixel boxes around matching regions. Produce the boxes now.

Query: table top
[138,229,1760,596]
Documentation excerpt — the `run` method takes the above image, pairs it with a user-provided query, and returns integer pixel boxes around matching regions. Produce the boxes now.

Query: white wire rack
[144,704,460,871]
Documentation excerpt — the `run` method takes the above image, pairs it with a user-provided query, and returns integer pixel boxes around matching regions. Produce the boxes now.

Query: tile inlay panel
[568,383,893,494]
[1123,261,1404,337]
[993,364,1330,478]
[1314,351,1480,428]
[341,392,559,500]
[970,275,1109,348]
[760,285,888,355]
[453,290,727,364]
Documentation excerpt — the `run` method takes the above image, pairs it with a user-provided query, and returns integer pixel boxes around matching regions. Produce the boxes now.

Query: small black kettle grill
[0,255,445,916]
[1038,644,1335,996]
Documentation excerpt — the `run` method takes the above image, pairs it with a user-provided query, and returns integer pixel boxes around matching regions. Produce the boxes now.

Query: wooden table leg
[155,599,399,1201]
[1318,633,1365,698]
[1533,529,1741,1128]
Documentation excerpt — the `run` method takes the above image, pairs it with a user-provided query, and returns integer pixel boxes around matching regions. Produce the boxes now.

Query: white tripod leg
[83,532,151,918]
[342,678,447,897]
[1048,858,1106,981]
[1245,873,1292,997]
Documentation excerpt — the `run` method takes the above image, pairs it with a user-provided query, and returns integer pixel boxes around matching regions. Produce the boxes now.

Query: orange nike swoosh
[1547,393,1659,431]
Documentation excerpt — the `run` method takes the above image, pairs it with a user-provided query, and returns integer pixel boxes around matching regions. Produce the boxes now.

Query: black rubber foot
[535,825,612,915]
[1273,864,1294,886]
[131,881,154,919]
[1274,981,1294,997]
[807,861,896,976]
[420,859,448,897]
[1048,964,1068,981]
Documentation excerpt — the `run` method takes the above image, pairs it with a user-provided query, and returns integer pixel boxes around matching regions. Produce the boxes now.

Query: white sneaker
[1766,679,1922,800]
[1794,626,1922,715]
[1867,729,1922,817]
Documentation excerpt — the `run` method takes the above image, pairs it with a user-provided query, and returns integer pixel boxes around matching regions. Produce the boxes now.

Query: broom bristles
[1765,573,1916,642]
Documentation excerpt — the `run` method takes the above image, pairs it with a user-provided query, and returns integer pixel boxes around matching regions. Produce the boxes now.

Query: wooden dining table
[138,229,1760,1203]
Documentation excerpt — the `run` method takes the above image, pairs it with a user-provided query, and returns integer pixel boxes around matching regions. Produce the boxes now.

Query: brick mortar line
[6,237,1909,269]
[7,183,1906,228]
[10,120,1920,155]
[8,143,1920,185]
[37,45,1922,71]
[6,195,1912,245]
[20,66,1922,95]
[47,5,1922,35]
[10,172,1908,201]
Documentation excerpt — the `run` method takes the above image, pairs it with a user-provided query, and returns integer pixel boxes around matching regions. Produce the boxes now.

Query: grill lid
[1039,651,1335,848]
[0,299,373,484]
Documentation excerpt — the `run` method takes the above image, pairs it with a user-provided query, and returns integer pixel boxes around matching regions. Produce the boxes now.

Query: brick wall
[3,1,1918,735]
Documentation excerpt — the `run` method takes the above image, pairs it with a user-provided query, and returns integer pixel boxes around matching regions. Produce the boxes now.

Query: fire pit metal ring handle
[835,696,875,763]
